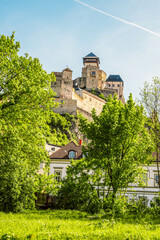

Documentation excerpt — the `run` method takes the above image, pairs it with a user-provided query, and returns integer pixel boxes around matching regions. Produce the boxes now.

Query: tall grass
[0,210,160,239]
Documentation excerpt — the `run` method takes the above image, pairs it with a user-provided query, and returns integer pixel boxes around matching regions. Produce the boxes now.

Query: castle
[51,53,125,119]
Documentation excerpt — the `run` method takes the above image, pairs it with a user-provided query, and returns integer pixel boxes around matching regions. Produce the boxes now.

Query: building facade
[47,141,160,203]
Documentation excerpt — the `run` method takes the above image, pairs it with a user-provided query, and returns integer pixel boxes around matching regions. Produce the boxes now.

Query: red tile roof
[50,141,82,159]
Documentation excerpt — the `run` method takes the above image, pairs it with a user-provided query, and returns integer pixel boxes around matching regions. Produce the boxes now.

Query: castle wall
[100,89,118,98]
[53,98,77,115]
[72,89,106,116]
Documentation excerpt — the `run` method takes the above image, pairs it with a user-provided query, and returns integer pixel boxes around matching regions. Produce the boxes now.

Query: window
[91,71,96,75]
[54,170,62,183]
[108,84,110,87]
[141,173,148,186]
[69,151,76,159]
[51,147,55,151]
[118,84,120,87]
[154,174,159,187]
[112,84,115,87]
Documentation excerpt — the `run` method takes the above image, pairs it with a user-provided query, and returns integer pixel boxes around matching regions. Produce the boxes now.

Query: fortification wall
[100,89,118,98]
[53,98,77,115]
[72,89,106,116]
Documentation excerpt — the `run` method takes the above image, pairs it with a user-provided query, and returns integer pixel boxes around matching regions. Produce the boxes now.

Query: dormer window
[69,151,76,159]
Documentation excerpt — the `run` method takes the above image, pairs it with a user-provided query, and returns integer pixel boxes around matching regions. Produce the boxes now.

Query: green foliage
[90,89,107,100]
[140,77,160,187]
[57,160,101,214]
[35,172,59,196]
[150,194,160,216]
[79,94,153,211]
[103,194,128,216]
[47,112,79,145]
[99,93,106,100]
[0,33,56,212]
[127,195,149,216]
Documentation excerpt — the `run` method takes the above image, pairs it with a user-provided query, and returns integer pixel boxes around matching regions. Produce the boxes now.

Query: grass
[0,210,160,239]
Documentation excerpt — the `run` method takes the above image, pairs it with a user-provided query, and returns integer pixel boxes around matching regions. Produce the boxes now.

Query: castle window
[69,151,76,159]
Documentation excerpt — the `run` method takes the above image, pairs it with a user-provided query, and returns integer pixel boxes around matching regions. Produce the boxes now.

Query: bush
[57,178,101,214]
[127,195,149,215]
[150,194,160,216]
[103,194,128,216]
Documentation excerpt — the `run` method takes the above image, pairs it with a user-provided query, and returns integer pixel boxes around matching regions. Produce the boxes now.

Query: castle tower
[51,67,73,100]
[105,75,124,100]
[83,52,100,68]
[78,52,106,90]
[61,68,73,99]
[82,52,100,90]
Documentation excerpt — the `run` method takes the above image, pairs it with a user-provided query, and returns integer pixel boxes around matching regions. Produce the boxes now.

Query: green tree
[47,112,78,146]
[0,33,56,211]
[78,94,153,212]
[35,170,59,208]
[57,159,101,213]
[140,77,160,188]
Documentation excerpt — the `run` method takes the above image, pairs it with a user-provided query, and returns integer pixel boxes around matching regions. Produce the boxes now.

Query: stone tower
[105,75,124,100]
[78,52,106,90]
[51,68,73,99]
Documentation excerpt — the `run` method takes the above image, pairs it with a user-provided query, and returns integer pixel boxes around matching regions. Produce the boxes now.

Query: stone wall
[53,98,77,115]
[72,89,106,116]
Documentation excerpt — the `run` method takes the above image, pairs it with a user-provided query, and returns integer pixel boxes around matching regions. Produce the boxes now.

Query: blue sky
[1,0,160,100]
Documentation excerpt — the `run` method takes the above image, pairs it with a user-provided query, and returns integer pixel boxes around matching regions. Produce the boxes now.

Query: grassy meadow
[0,210,160,239]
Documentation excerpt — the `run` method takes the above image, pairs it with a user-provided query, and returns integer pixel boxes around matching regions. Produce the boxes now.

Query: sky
[1,0,160,100]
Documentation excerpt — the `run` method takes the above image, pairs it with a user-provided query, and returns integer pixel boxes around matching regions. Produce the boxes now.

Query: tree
[78,94,153,212]
[0,33,56,211]
[35,170,59,208]
[140,77,160,188]
[57,159,101,213]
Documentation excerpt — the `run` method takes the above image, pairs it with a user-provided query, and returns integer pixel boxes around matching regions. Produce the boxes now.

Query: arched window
[69,151,76,159]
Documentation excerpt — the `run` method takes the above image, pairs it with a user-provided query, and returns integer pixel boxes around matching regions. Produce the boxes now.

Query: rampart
[72,89,106,116]
[53,98,77,116]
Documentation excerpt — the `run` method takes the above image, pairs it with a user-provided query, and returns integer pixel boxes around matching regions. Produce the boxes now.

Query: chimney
[79,139,82,146]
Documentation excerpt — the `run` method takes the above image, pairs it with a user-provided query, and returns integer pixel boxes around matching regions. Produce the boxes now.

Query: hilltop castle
[51,53,125,119]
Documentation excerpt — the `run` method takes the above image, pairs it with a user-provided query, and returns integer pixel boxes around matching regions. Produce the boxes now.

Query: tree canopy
[140,77,160,187]
[60,94,153,212]
[0,33,56,211]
